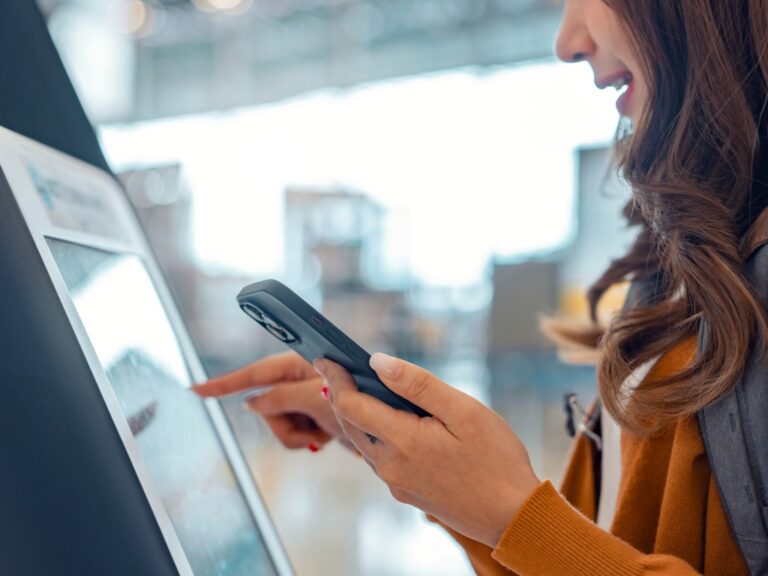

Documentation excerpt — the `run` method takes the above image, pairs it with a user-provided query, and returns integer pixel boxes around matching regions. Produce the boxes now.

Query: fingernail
[308,443,321,453]
[242,394,260,411]
[370,353,400,378]
[313,358,327,376]
[320,385,330,400]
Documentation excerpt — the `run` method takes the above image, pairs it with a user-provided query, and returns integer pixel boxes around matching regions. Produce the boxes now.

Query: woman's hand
[316,353,541,548]
[193,351,346,452]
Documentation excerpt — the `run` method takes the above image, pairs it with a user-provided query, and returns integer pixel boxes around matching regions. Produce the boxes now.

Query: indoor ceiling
[40,0,564,120]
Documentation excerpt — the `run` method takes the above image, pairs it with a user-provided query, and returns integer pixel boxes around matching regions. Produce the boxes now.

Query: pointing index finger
[193,351,311,397]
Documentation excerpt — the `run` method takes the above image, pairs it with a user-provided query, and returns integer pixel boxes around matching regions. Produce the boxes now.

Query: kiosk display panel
[0,126,293,576]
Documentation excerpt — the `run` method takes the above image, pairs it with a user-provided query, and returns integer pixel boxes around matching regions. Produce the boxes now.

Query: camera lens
[242,303,265,322]
[243,303,299,343]
[262,314,298,343]
[265,322,290,342]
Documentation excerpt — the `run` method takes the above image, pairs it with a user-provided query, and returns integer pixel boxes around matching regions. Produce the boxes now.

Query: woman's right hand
[193,351,346,452]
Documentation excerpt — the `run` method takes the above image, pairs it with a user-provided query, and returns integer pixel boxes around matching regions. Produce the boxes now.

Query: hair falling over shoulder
[548,0,768,435]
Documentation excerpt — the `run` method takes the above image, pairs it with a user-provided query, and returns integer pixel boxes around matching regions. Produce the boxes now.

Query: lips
[596,70,632,89]
[595,70,634,116]
[616,79,635,116]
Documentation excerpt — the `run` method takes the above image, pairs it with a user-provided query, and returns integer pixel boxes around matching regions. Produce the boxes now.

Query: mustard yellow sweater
[444,338,748,575]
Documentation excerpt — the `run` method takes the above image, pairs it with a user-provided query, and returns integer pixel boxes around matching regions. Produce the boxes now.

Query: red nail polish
[308,443,320,453]
[321,385,329,399]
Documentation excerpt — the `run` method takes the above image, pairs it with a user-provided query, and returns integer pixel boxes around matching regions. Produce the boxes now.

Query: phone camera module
[264,321,297,343]
[243,303,298,344]
[242,303,266,322]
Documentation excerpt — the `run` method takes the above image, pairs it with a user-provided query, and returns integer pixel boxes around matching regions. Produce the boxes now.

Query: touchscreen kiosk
[0,126,293,576]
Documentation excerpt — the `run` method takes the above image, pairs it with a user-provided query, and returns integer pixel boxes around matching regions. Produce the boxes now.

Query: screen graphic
[47,238,278,576]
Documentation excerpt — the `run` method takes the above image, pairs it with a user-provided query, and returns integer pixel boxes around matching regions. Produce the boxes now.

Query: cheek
[588,1,625,44]
[588,2,637,66]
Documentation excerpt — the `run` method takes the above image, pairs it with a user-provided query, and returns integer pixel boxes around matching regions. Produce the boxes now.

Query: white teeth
[613,74,632,91]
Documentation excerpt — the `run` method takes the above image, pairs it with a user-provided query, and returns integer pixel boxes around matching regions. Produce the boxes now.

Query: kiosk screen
[47,237,279,576]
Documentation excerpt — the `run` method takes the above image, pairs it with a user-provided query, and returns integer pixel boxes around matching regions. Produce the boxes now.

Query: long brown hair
[552,1,768,435]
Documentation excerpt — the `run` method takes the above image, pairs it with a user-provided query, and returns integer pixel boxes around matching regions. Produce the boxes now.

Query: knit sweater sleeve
[428,517,517,576]
[492,480,701,576]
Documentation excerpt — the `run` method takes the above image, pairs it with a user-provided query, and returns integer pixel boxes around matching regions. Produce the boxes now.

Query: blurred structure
[560,145,635,320]
[37,0,638,569]
[121,170,482,575]
[119,164,279,374]
[284,186,421,356]
[487,260,557,354]
[284,187,386,290]
[114,138,634,575]
[481,146,636,480]
[284,186,493,366]
[39,0,565,121]
[485,259,595,479]
[121,163,194,281]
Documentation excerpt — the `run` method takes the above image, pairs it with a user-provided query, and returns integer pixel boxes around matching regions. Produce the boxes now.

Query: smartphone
[237,279,430,418]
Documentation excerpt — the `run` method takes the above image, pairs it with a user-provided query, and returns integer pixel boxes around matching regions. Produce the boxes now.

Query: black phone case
[237,279,430,418]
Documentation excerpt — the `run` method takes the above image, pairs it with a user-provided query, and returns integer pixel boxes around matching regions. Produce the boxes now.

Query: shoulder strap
[616,213,768,573]
[699,231,768,575]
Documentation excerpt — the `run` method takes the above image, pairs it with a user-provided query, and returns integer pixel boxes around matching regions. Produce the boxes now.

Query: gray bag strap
[699,244,768,575]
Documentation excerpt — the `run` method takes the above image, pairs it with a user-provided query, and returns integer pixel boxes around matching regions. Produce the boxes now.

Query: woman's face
[556,0,648,124]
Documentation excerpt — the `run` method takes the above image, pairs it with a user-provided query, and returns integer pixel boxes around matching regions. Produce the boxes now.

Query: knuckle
[377,461,400,486]
[270,385,291,403]
[394,430,416,455]
[378,465,395,485]
[406,370,432,401]
[389,487,410,504]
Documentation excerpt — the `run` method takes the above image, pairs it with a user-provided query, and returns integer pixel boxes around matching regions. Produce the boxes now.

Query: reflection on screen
[47,238,278,576]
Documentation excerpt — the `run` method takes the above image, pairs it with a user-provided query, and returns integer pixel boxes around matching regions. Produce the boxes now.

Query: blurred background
[37,0,637,574]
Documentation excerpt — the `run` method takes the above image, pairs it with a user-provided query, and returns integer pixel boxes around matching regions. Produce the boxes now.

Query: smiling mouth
[611,72,633,96]
[596,71,635,116]
[598,71,633,92]
[615,76,635,116]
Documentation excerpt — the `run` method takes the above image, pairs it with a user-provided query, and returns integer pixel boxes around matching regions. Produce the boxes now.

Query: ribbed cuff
[491,480,644,576]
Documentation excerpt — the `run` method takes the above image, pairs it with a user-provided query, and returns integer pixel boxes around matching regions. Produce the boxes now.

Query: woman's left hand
[315,353,541,549]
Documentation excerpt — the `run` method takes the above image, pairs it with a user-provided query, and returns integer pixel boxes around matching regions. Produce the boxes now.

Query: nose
[555,2,596,64]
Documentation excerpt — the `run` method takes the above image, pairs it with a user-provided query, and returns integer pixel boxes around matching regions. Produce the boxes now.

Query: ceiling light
[191,0,252,14]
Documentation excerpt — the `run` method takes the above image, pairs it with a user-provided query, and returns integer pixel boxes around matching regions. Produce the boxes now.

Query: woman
[195,1,768,573]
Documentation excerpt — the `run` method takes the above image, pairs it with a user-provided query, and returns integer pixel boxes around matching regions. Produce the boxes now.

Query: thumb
[370,353,471,425]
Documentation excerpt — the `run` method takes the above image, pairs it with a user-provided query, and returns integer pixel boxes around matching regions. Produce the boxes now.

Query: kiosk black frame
[0,3,292,574]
